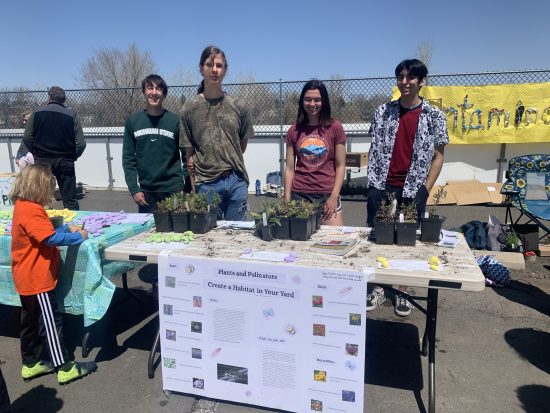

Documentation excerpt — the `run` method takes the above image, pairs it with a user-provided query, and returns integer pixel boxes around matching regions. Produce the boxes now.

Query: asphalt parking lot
[1,189,548,413]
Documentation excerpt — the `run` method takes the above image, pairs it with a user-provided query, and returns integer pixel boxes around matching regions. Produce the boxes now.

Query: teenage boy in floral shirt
[366,59,449,316]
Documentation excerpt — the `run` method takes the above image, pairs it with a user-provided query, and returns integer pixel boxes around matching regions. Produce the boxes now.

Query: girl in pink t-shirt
[284,80,347,225]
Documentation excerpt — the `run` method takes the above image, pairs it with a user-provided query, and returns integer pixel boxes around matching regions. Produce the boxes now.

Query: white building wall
[1,134,548,192]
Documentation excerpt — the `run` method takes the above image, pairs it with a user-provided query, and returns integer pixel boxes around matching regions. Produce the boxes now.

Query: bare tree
[78,43,157,121]
[414,40,433,68]
[79,43,156,89]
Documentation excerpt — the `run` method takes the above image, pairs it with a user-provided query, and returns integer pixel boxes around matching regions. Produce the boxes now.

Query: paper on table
[120,213,153,225]
[363,266,375,282]
[240,250,298,262]
[136,242,190,250]
[216,220,255,229]
[437,229,460,248]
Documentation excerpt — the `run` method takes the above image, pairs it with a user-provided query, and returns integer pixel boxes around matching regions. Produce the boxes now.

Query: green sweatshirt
[122,110,186,195]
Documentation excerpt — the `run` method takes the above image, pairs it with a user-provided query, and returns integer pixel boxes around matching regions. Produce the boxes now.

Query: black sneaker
[394,294,413,317]
[366,289,386,311]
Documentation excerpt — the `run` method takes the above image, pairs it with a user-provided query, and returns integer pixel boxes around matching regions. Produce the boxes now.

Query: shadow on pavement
[493,280,550,317]
[516,384,550,413]
[9,384,63,413]
[365,318,426,413]
[505,328,550,375]
[63,287,158,362]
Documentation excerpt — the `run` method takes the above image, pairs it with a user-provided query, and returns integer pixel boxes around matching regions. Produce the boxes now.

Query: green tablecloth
[0,211,153,326]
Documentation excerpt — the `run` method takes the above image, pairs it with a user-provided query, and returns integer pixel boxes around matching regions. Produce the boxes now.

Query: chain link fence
[0,70,548,136]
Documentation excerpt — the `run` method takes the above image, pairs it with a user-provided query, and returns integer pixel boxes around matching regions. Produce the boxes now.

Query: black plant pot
[254,218,262,236]
[420,216,445,242]
[208,205,218,229]
[316,209,323,230]
[290,217,311,241]
[190,212,210,234]
[153,211,172,232]
[374,221,395,245]
[271,217,290,240]
[396,222,417,246]
[171,212,190,233]
[260,224,273,241]
[308,214,315,237]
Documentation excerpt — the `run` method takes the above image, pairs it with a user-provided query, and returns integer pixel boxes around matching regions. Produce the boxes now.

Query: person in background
[23,87,86,210]
[366,59,449,316]
[122,74,189,213]
[16,110,33,169]
[284,79,346,225]
[180,45,254,221]
[10,164,96,385]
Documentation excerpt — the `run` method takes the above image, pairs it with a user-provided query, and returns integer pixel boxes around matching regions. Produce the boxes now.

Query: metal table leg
[148,325,161,379]
[426,288,439,413]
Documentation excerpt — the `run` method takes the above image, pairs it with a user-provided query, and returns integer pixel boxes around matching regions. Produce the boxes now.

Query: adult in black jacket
[23,86,86,210]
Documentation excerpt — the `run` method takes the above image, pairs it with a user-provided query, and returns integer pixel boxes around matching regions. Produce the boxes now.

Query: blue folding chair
[501,154,550,242]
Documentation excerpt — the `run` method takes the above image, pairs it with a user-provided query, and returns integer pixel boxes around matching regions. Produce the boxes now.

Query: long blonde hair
[10,164,55,207]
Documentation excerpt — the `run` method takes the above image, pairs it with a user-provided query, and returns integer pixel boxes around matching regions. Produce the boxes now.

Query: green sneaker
[21,361,55,381]
[57,361,97,385]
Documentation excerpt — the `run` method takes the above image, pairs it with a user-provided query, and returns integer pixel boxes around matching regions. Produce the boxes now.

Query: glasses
[303,97,322,103]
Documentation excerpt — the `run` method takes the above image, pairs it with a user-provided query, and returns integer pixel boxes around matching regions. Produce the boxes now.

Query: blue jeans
[197,171,248,221]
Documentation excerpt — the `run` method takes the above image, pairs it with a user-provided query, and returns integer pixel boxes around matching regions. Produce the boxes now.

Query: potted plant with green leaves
[290,199,313,241]
[395,202,417,246]
[187,192,210,234]
[503,230,521,252]
[271,202,291,240]
[252,201,279,241]
[207,191,222,228]
[154,196,173,232]
[420,186,447,242]
[374,193,396,245]
[170,193,190,233]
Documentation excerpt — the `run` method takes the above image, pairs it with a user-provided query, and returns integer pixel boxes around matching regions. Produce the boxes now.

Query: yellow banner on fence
[391,83,550,144]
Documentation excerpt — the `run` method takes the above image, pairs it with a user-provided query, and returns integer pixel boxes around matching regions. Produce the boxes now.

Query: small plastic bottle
[255,179,261,196]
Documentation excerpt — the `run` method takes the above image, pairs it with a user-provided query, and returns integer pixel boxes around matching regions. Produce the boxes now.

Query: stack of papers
[216,220,256,230]
[437,230,460,248]
[309,233,359,256]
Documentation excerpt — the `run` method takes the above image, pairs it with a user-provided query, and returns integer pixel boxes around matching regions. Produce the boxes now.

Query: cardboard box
[513,224,540,253]
[426,184,457,205]
[445,180,503,206]
[539,244,550,257]
[345,152,368,168]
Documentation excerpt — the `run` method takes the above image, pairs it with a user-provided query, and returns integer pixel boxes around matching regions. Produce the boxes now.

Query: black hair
[48,86,66,103]
[141,74,168,96]
[296,79,333,127]
[394,59,428,81]
[197,46,228,94]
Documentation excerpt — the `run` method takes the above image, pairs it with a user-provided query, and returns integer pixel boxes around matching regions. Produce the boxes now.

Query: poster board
[392,83,550,144]
[158,254,369,413]
[0,173,16,211]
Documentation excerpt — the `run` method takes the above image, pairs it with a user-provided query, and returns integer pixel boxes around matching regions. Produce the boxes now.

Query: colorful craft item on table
[73,211,129,237]
[428,255,440,271]
[46,208,77,223]
[0,210,13,220]
[376,256,390,268]
[145,231,195,244]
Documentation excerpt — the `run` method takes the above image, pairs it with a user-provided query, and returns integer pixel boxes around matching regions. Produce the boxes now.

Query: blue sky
[2,0,548,89]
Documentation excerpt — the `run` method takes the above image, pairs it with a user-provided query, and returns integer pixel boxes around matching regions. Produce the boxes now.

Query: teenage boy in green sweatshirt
[123,74,188,213]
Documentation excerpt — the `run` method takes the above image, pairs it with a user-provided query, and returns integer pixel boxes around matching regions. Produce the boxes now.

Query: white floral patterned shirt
[367,99,449,198]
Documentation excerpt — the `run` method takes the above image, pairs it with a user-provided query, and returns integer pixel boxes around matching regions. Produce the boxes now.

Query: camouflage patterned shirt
[180,94,254,184]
